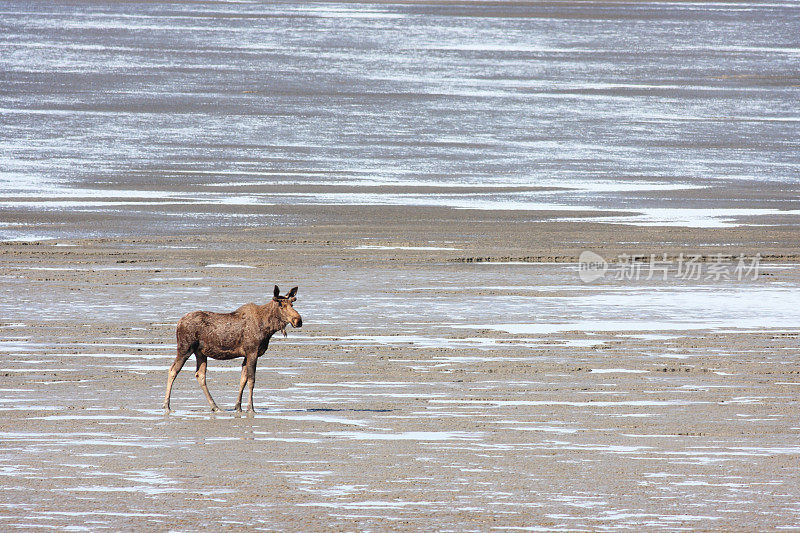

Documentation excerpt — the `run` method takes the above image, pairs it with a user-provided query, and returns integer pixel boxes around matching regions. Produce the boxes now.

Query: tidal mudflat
[1,230,799,531]
[2,0,800,531]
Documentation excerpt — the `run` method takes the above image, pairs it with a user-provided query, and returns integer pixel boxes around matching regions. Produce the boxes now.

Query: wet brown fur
[162,286,302,413]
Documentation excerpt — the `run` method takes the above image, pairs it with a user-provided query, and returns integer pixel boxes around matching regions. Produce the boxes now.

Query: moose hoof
[211,406,221,413]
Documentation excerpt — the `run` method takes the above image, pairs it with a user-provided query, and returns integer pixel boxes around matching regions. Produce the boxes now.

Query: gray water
[1,1,800,238]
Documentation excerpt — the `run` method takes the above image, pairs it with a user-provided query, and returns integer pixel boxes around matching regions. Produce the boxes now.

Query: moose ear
[273,285,280,299]
[286,287,298,298]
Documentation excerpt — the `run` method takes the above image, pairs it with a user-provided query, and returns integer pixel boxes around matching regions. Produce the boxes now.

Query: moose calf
[163,285,302,413]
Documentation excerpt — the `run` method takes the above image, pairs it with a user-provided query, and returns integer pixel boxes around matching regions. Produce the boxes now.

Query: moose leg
[234,357,258,413]
[234,361,248,412]
[246,358,258,413]
[163,349,191,412]
[194,353,220,412]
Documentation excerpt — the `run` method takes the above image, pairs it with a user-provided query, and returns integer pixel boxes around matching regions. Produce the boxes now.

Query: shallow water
[2,0,800,239]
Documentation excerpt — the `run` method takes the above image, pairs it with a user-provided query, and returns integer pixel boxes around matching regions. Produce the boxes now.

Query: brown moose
[162,285,303,413]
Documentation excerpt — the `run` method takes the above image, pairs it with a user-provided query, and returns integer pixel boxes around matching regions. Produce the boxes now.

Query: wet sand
[2,214,800,531]
[3,0,800,530]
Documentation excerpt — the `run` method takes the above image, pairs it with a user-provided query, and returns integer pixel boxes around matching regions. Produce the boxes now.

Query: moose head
[273,285,302,328]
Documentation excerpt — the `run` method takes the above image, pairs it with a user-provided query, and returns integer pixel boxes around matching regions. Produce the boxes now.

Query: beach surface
[2,1,800,531]
[2,217,800,531]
